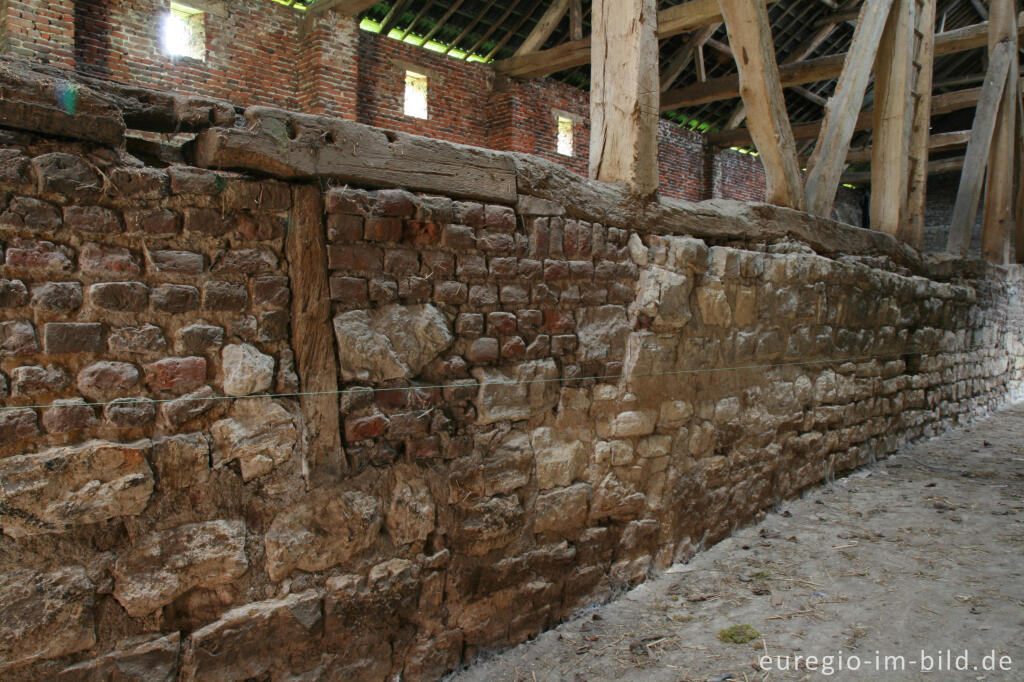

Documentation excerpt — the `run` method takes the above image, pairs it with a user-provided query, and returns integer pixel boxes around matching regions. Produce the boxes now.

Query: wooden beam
[589,0,659,195]
[901,0,936,250]
[419,0,467,46]
[981,0,1019,264]
[805,0,894,217]
[514,0,571,56]
[307,0,378,17]
[718,0,805,209]
[802,130,970,165]
[870,0,915,236]
[661,14,1024,111]
[660,24,719,93]
[494,0,779,78]
[708,79,1020,148]
[1014,84,1024,262]
[841,156,965,184]
[570,0,583,40]
[946,41,1013,256]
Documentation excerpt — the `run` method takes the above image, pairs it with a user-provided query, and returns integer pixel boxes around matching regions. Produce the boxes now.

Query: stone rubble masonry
[1,89,1023,682]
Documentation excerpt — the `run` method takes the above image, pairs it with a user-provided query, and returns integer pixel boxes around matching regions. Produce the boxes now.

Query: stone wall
[1,70,1023,681]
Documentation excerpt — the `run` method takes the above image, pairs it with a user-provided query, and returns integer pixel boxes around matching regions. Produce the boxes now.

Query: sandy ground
[449,404,1024,682]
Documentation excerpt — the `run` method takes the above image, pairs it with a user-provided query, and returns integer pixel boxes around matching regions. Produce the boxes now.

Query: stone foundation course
[1,62,1023,681]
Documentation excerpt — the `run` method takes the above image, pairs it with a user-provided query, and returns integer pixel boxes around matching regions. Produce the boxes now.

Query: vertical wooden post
[589,0,660,196]
[288,185,345,485]
[1015,87,1024,263]
[871,0,915,236]
[901,0,936,250]
[981,0,1019,264]
[718,0,806,210]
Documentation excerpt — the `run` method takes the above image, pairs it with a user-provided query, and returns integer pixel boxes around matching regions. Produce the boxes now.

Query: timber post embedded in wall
[287,185,345,484]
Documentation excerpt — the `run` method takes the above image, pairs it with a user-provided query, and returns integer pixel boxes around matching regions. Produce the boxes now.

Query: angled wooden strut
[981,0,1019,264]
[718,0,805,210]
[515,0,572,56]
[946,41,1014,257]
[805,0,895,218]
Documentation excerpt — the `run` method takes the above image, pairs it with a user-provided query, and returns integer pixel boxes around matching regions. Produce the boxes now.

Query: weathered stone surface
[0,407,38,445]
[265,489,382,581]
[30,281,82,311]
[472,358,559,424]
[534,483,590,537]
[160,386,217,426]
[0,319,39,355]
[589,474,646,521]
[221,343,274,396]
[607,410,657,437]
[180,590,323,681]
[210,398,296,481]
[577,305,630,363]
[152,432,210,489]
[113,520,248,617]
[11,363,71,394]
[387,466,435,546]
[0,567,95,667]
[333,304,453,382]
[0,278,29,307]
[104,397,156,428]
[531,427,587,490]
[176,322,224,354]
[635,265,692,329]
[56,633,180,682]
[454,495,523,556]
[144,356,207,395]
[109,324,167,355]
[0,439,153,537]
[33,152,101,197]
[77,360,139,401]
[42,397,98,433]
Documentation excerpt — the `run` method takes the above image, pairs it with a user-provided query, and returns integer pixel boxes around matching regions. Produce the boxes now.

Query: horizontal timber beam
[708,80,1024,147]
[840,156,965,184]
[306,0,379,16]
[493,0,779,78]
[801,130,971,165]
[661,13,1024,111]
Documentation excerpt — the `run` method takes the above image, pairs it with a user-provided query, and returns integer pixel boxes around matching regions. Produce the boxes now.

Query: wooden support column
[946,42,1012,256]
[981,0,1019,264]
[589,0,660,196]
[870,0,915,235]
[288,186,344,485]
[1015,85,1024,262]
[718,0,805,210]
[805,0,894,217]
[902,0,936,250]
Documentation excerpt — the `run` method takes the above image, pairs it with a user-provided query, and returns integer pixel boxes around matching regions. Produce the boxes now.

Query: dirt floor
[449,403,1024,681]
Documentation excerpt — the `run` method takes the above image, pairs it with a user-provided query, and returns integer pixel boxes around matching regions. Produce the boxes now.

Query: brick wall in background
[72,0,300,109]
[2,0,857,211]
[5,0,75,68]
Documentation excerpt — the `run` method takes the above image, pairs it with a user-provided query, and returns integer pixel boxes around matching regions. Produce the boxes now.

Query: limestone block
[576,305,630,362]
[152,433,211,490]
[113,520,247,618]
[472,358,559,425]
[334,304,452,382]
[531,427,587,490]
[483,430,533,495]
[627,233,648,265]
[454,495,523,556]
[76,361,139,401]
[658,400,693,428]
[689,422,717,457]
[56,633,180,682]
[734,285,757,326]
[210,398,296,481]
[635,266,692,329]
[637,434,671,458]
[264,489,382,581]
[0,439,153,538]
[180,590,323,681]
[0,567,95,667]
[607,410,657,437]
[221,344,274,396]
[621,332,677,386]
[534,483,590,537]
[589,474,646,521]
[696,285,732,326]
[387,467,435,546]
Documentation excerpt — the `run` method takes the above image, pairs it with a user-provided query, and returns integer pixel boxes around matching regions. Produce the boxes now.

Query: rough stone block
[113,520,248,617]
[534,483,590,537]
[104,397,156,428]
[608,410,657,437]
[176,322,224,354]
[30,281,82,311]
[0,567,95,665]
[211,398,296,481]
[5,240,74,272]
[32,152,101,197]
[109,324,166,355]
[1,319,39,355]
[221,343,274,396]
[89,281,149,311]
[472,359,559,425]
[152,432,210,490]
[0,407,38,445]
[63,205,121,234]
[55,633,180,682]
[42,398,98,433]
[77,361,139,401]
[160,386,217,426]
[213,248,278,275]
[148,249,205,275]
[334,304,453,382]
[125,208,180,236]
[203,281,248,311]
[151,283,200,313]
[144,356,207,395]
[252,275,290,308]
[0,439,153,537]
[532,427,587,490]
[80,244,141,277]
[0,279,29,308]
[12,364,70,395]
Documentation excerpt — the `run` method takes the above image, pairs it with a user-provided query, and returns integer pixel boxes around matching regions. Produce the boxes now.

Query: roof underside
[288,0,991,157]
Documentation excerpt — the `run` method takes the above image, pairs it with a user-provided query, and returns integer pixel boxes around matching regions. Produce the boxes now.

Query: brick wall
[72,0,300,109]
[2,115,1022,679]
[3,1,859,224]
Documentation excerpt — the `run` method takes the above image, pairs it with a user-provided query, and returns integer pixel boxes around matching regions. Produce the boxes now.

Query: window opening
[163,3,205,60]
[404,71,429,119]
[557,115,574,157]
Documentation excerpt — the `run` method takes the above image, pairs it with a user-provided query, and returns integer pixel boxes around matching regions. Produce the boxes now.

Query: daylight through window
[163,3,205,60]
[557,116,574,157]
[404,71,429,119]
